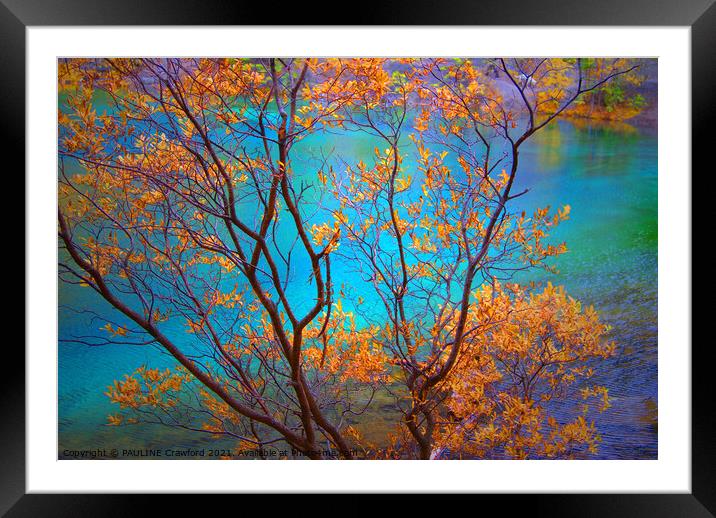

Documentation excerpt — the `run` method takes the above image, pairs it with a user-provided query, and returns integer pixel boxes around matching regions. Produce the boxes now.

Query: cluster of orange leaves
[105,366,193,426]
[431,282,615,458]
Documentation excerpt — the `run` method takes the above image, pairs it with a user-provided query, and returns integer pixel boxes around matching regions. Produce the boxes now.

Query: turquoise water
[58,118,657,459]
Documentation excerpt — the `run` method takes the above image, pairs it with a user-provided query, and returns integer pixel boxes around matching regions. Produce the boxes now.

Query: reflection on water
[58,119,657,459]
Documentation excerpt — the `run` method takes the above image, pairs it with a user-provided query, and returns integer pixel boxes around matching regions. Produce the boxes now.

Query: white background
[27,27,691,492]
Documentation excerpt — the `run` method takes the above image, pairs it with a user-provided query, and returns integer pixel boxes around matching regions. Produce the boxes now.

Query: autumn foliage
[58,58,643,459]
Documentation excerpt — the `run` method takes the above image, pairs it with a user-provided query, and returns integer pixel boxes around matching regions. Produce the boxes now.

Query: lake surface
[58,118,657,459]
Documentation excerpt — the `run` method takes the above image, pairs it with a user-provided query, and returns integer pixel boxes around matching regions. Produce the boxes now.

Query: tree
[58,57,641,459]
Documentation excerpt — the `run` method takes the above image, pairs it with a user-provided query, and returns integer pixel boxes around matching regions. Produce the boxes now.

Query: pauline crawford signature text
[61,447,358,459]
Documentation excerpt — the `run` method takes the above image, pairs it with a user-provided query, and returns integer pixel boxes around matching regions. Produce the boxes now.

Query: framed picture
[9,0,711,512]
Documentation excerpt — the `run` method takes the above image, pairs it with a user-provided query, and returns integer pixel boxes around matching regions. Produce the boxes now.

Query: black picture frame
[6,0,712,513]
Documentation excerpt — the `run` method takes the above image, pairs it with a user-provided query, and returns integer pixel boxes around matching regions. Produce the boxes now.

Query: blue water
[58,118,657,459]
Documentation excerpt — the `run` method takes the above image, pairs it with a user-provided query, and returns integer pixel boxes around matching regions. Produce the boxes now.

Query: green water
[58,118,657,459]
